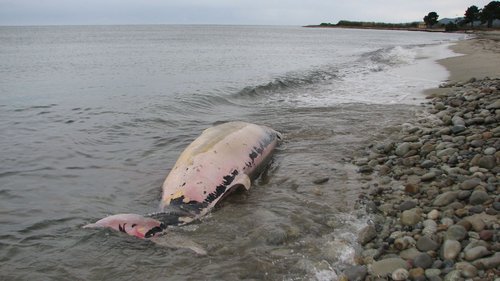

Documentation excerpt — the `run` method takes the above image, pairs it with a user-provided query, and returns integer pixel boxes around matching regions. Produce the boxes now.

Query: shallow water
[0,25,463,280]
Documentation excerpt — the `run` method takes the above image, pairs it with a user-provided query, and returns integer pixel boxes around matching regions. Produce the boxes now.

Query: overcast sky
[0,0,494,26]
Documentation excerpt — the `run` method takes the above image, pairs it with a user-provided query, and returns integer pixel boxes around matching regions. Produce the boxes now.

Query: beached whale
[84,121,281,243]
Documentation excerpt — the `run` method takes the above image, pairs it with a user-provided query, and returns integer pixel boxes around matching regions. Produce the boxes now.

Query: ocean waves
[233,66,339,98]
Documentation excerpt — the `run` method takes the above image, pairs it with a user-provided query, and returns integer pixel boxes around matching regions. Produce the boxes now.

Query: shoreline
[345,33,500,280]
[425,31,500,97]
[304,25,446,33]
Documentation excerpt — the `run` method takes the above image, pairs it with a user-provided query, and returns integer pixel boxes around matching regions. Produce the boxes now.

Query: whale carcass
[84,121,282,241]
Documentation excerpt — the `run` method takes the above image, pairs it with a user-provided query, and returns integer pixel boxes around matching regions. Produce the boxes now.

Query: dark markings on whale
[204,169,239,205]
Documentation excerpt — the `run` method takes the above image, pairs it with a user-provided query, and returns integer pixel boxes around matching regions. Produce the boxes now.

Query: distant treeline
[319,21,420,28]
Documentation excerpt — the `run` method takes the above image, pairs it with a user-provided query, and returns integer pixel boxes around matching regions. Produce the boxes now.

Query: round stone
[399,200,417,211]
[465,246,490,261]
[444,270,461,281]
[427,209,440,220]
[421,172,436,181]
[433,192,458,207]
[460,178,481,190]
[405,183,420,194]
[484,147,496,155]
[343,265,367,281]
[401,209,421,226]
[408,267,425,280]
[392,268,409,281]
[371,258,409,276]
[469,205,484,214]
[469,190,490,205]
[445,225,467,241]
[413,253,433,269]
[395,142,411,156]
[425,268,441,279]
[358,225,377,245]
[492,202,500,211]
[479,230,494,241]
[441,240,461,260]
[417,236,440,252]
[478,155,496,169]
[455,262,477,278]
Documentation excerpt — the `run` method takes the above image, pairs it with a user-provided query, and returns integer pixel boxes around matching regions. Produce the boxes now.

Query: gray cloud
[0,0,493,26]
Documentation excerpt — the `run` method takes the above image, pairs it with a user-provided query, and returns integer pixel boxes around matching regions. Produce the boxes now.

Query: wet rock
[399,200,417,211]
[413,253,433,269]
[358,166,373,173]
[362,249,380,264]
[427,209,440,220]
[479,229,494,241]
[464,246,490,261]
[420,143,436,155]
[399,247,421,260]
[493,201,500,211]
[421,171,437,181]
[451,115,465,126]
[455,262,477,278]
[409,268,425,281]
[460,178,481,190]
[433,191,458,207]
[441,240,461,260]
[425,268,441,279]
[485,99,500,109]
[421,160,436,168]
[417,236,440,252]
[464,215,486,232]
[370,257,408,277]
[358,225,377,245]
[478,155,496,169]
[444,225,467,241]
[343,265,367,281]
[395,142,411,156]
[443,270,461,281]
[437,148,457,158]
[404,183,419,194]
[394,236,415,251]
[313,177,329,184]
[468,190,490,205]
[451,125,466,134]
[472,252,500,270]
[484,147,496,155]
[391,268,409,281]
[455,219,471,231]
[422,219,438,236]
[401,208,421,226]
[457,190,471,200]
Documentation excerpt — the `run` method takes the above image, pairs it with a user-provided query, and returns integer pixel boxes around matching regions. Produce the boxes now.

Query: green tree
[423,12,439,28]
[464,5,481,28]
[480,1,500,28]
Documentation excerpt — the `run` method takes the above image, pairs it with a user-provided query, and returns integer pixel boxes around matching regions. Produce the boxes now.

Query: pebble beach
[350,33,500,281]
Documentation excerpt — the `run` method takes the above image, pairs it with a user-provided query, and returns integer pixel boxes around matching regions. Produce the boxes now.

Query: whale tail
[83,213,165,239]
[84,212,207,254]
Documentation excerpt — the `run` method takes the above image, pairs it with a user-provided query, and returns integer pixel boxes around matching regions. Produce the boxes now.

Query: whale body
[84,122,281,240]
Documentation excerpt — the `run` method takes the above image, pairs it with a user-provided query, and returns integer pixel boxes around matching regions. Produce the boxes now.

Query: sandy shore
[426,31,500,97]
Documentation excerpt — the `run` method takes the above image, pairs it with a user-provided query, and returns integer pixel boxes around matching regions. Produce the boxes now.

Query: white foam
[272,41,464,107]
[314,269,339,281]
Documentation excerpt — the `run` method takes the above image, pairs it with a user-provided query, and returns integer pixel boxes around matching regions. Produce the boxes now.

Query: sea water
[0,25,464,280]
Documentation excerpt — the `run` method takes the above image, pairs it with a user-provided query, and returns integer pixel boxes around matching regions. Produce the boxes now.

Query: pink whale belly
[159,121,281,219]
